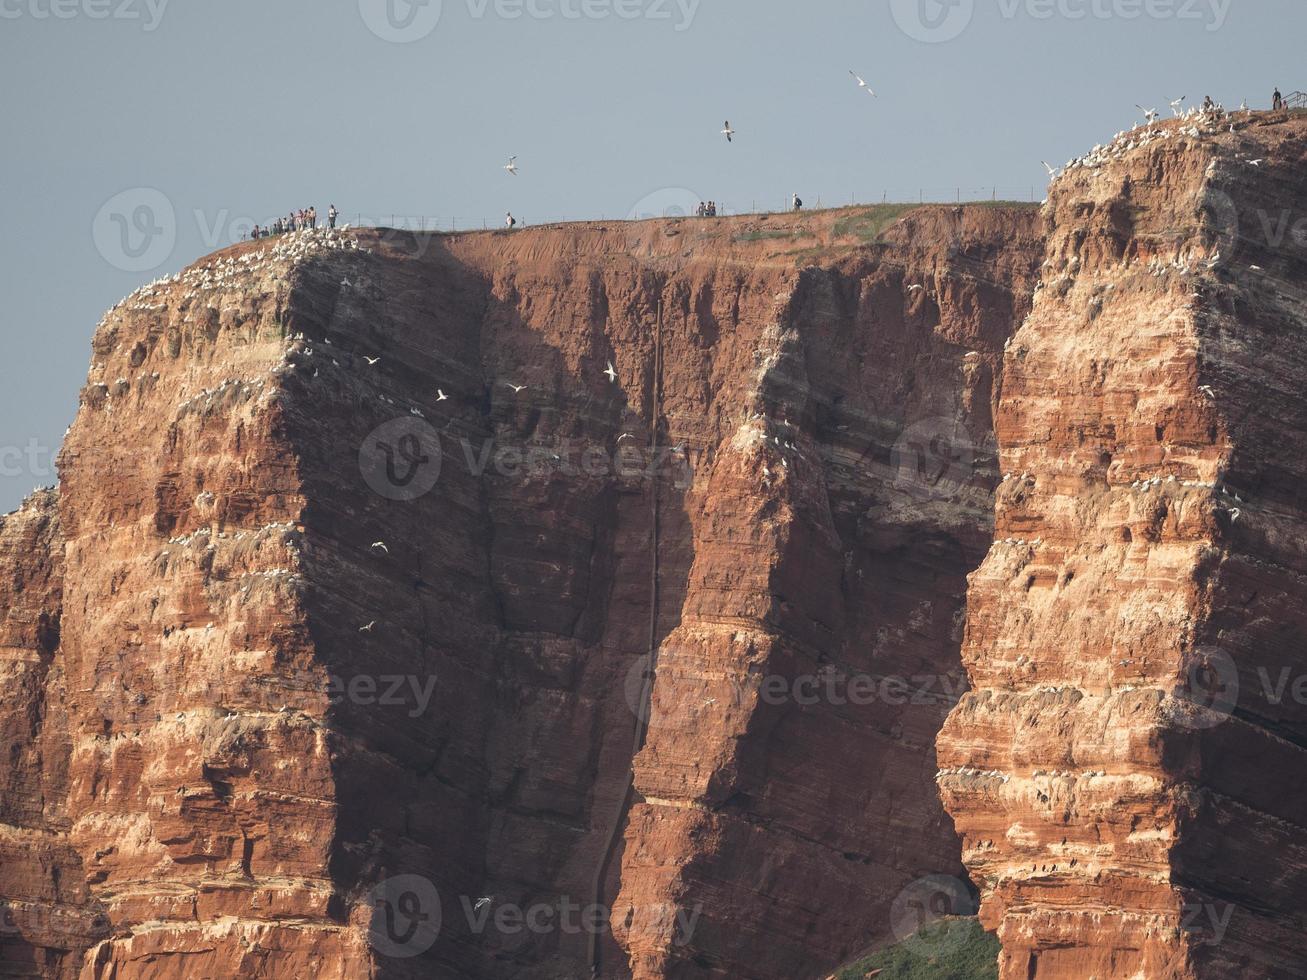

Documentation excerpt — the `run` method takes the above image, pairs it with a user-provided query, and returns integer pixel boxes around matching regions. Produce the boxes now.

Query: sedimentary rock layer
[2,204,1043,978]
[938,113,1307,979]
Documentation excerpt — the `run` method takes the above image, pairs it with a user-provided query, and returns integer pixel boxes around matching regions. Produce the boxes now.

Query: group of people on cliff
[696,201,720,217]
[248,204,340,240]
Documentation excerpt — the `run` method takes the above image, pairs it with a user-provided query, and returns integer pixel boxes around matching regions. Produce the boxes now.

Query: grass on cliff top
[733,227,819,243]
[832,918,1000,980]
[832,204,923,242]
[832,202,1039,244]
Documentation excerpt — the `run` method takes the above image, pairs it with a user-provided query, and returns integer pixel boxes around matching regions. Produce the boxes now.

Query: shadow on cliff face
[276,229,704,978]
[267,208,1042,979]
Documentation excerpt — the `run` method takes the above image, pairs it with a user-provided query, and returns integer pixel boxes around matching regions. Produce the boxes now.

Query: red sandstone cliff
[7,114,1307,980]
[1,204,1043,978]
[938,112,1307,979]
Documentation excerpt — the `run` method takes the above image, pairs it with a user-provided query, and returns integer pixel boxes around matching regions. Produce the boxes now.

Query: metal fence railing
[311,187,1047,235]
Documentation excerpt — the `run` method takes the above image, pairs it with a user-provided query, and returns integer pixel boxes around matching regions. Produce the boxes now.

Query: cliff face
[937,112,1307,979]
[0,490,106,978]
[1,204,1043,979]
[7,114,1307,980]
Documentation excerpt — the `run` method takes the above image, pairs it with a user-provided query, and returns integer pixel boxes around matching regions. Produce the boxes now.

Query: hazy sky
[1,0,1301,513]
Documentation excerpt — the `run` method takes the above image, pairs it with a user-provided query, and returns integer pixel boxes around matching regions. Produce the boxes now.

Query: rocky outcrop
[2,204,1044,978]
[0,490,106,978]
[938,112,1307,979]
[11,113,1307,979]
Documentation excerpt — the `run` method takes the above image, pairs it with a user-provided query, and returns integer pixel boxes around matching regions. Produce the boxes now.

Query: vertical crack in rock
[5,206,1049,978]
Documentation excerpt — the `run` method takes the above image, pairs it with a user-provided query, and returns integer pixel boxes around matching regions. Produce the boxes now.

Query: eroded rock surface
[2,204,1044,979]
[938,113,1307,979]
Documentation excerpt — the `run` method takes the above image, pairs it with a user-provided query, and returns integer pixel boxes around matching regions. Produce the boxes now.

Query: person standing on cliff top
[328,205,338,229]
[792,194,803,212]
[1274,88,1283,110]
[506,212,517,230]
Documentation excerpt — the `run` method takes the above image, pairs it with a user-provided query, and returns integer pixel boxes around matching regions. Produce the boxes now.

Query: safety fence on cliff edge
[284,185,1051,237]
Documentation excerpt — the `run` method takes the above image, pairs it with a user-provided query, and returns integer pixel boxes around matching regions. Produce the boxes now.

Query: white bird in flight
[364,356,381,366]
[1042,160,1060,179]
[505,382,527,394]
[604,361,618,383]
[475,897,493,911]
[1136,104,1159,124]
[722,120,735,143]
[849,71,876,97]
[359,622,376,633]
[1170,96,1187,115]
[371,541,389,553]
[504,156,518,176]
[436,389,449,402]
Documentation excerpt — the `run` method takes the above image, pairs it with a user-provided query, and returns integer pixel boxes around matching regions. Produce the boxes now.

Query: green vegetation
[832,204,923,242]
[832,918,1000,980]
[732,228,817,243]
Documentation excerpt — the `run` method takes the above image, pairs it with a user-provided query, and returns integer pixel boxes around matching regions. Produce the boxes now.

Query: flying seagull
[436,389,449,402]
[359,622,376,633]
[1136,104,1160,124]
[1248,159,1264,167]
[604,361,618,383]
[505,382,527,394]
[1170,96,1187,116]
[475,897,493,911]
[1198,385,1216,399]
[504,156,518,176]
[364,356,381,366]
[849,71,876,97]
[618,433,635,442]
[722,120,735,143]
[371,541,389,553]
[1042,160,1060,179]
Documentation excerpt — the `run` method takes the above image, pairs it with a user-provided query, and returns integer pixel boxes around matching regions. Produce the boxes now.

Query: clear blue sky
[1,0,1302,513]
